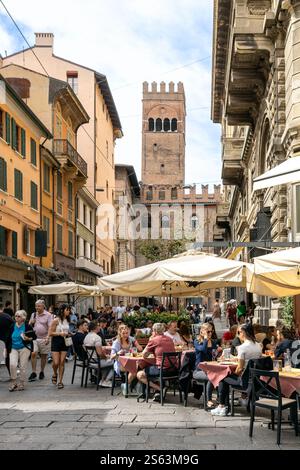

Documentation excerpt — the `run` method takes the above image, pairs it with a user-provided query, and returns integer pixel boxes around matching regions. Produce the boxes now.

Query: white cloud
[0,0,221,189]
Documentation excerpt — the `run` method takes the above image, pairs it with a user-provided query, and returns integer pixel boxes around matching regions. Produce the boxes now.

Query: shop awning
[253,156,300,191]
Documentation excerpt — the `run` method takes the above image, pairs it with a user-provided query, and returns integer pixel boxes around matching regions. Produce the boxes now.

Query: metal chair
[249,368,299,445]
[71,343,88,387]
[111,361,129,397]
[146,352,183,406]
[84,346,102,391]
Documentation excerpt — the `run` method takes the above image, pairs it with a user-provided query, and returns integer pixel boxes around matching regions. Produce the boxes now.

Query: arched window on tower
[164,118,170,132]
[159,189,165,200]
[160,164,165,174]
[191,214,199,231]
[148,118,154,132]
[171,187,178,199]
[156,118,162,132]
[161,215,170,229]
[171,118,178,132]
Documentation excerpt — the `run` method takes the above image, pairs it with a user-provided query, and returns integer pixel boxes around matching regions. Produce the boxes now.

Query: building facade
[2,33,123,288]
[212,0,300,325]
[1,65,95,292]
[0,74,52,312]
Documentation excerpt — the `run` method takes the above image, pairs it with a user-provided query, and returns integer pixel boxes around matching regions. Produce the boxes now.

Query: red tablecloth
[265,371,300,398]
[199,361,237,388]
[119,355,156,375]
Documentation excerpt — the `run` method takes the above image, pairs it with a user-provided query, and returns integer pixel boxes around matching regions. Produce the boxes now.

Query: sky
[0,0,222,189]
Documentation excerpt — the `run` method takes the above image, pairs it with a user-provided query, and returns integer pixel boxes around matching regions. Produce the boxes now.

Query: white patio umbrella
[29,282,99,296]
[249,247,300,297]
[97,251,251,297]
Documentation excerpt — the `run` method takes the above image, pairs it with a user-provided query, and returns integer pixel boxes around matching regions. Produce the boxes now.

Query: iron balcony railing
[53,140,87,178]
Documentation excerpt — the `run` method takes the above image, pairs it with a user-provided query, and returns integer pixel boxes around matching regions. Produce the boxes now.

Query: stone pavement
[0,361,299,450]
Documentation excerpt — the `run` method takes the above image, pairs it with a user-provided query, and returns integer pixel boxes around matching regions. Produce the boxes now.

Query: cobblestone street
[0,362,299,451]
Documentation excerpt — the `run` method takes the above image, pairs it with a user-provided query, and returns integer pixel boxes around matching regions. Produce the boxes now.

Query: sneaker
[211,406,227,416]
[28,372,37,382]
[67,356,74,362]
[39,371,45,380]
[152,392,161,403]
[100,380,112,388]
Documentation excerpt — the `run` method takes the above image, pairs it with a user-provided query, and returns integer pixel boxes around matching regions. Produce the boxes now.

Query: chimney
[35,33,54,49]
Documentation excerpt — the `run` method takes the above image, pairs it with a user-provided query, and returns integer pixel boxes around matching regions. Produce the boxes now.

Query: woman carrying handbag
[49,304,71,389]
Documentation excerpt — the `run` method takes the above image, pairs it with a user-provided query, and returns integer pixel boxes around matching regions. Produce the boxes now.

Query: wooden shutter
[21,128,26,157]
[35,230,47,257]
[0,158,7,192]
[14,170,23,201]
[5,113,11,144]
[12,231,18,258]
[11,118,17,150]
[23,226,29,254]
[0,226,6,256]
[31,182,38,210]
[31,139,37,166]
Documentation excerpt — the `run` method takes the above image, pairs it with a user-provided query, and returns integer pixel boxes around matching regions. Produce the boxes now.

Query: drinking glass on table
[212,349,217,361]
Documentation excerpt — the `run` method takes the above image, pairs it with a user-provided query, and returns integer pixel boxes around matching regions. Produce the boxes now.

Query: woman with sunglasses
[49,304,71,389]
[193,323,220,409]
[9,310,36,392]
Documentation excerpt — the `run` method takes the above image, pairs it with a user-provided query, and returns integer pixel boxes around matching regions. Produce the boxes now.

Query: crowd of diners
[0,299,299,409]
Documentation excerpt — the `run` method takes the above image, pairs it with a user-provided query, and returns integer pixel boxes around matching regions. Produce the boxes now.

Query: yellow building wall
[0,98,46,265]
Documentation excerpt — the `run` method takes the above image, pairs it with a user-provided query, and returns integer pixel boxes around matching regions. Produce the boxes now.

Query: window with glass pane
[57,224,63,252]
[67,72,78,94]
[43,163,50,192]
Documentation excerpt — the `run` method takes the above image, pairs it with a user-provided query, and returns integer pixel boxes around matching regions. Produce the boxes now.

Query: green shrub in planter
[123,312,190,330]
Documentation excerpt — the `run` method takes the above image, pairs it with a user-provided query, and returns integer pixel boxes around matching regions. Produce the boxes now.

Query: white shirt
[164,331,184,346]
[116,306,126,320]
[237,339,262,367]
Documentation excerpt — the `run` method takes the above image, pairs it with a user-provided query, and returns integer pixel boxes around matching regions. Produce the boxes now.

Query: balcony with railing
[76,256,104,277]
[53,140,87,179]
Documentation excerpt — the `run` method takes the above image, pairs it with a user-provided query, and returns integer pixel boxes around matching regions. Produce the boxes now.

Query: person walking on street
[49,304,71,389]
[29,300,52,382]
[212,299,221,321]
[0,304,14,375]
[9,310,36,392]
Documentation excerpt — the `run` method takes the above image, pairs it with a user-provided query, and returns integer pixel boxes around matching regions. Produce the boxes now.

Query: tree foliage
[281,297,294,328]
[138,239,188,262]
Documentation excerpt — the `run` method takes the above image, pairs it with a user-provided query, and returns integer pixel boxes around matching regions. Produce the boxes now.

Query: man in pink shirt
[29,300,52,381]
[137,323,176,401]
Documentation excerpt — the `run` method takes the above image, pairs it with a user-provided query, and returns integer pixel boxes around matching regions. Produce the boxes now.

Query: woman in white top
[164,321,184,346]
[49,304,71,389]
[211,323,262,416]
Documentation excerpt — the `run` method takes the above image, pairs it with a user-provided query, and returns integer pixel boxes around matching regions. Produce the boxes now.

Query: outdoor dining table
[119,355,156,375]
[199,361,238,388]
[268,369,300,398]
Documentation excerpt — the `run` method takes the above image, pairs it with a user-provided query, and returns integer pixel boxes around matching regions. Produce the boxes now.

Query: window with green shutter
[43,163,50,192]
[68,181,73,208]
[0,157,7,192]
[57,172,62,199]
[11,118,17,150]
[5,113,11,144]
[68,230,73,256]
[57,224,63,252]
[14,169,23,201]
[12,231,18,258]
[30,182,38,210]
[31,138,37,166]
[21,129,26,157]
[0,226,6,256]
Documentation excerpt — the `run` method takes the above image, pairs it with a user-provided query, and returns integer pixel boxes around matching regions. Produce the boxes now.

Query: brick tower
[141,81,186,195]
